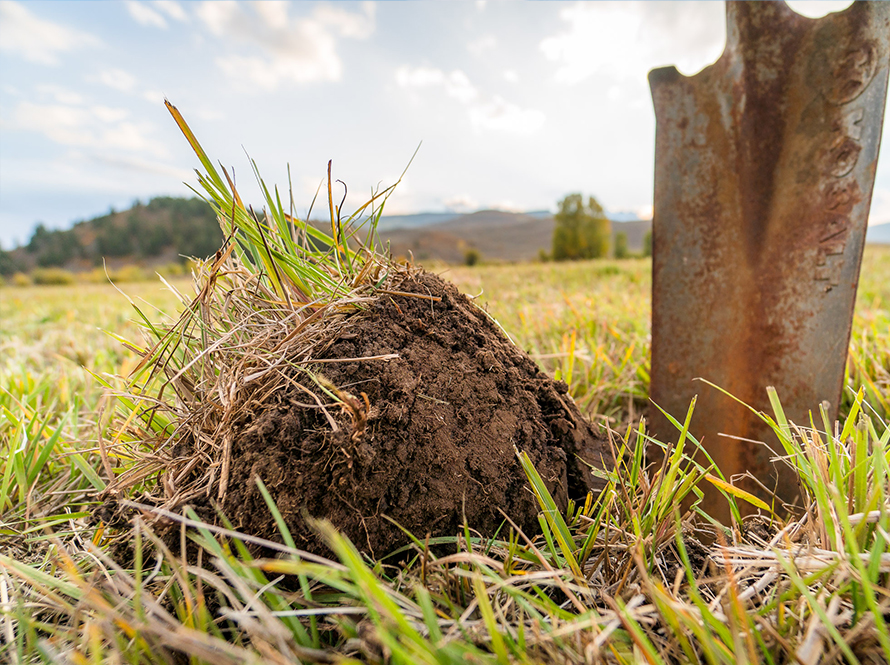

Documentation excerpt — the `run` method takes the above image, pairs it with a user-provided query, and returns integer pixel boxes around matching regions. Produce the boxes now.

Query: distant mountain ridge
[26,198,890,273]
[378,210,652,264]
[375,212,459,232]
[376,209,552,232]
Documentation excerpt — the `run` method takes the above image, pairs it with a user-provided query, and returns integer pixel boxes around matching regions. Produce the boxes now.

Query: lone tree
[614,231,629,259]
[552,194,611,261]
[642,230,652,257]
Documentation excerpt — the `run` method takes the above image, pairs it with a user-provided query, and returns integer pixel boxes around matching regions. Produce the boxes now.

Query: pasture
[1,247,889,663]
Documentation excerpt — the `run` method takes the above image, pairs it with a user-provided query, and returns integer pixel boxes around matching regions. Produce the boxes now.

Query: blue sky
[1,0,885,249]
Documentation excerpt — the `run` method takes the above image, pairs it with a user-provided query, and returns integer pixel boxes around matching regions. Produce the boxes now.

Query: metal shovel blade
[648,1,890,521]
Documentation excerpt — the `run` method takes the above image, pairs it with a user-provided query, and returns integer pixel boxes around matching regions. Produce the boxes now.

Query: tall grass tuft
[96,103,419,514]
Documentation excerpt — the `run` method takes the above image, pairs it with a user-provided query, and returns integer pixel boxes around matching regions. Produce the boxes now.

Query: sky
[1,0,886,250]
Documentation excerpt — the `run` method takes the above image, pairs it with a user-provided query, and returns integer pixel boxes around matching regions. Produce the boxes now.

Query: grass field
[1,247,888,663]
[4,247,887,429]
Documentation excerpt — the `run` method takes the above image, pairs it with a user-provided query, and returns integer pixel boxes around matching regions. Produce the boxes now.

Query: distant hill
[1,197,223,276]
[376,212,459,232]
[379,211,651,263]
[382,210,553,263]
[376,209,552,232]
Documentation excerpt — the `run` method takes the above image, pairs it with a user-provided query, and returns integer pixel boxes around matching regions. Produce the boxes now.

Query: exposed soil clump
[222,270,609,557]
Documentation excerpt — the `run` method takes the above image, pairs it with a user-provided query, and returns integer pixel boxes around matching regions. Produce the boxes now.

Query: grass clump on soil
[96,103,609,558]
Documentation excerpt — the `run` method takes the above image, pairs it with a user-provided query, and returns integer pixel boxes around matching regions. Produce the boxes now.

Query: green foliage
[97,197,222,261]
[643,230,652,257]
[31,268,76,285]
[463,247,481,266]
[96,222,134,257]
[614,231,629,259]
[18,197,223,270]
[27,224,83,267]
[157,261,187,277]
[552,193,611,261]
[90,213,114,231]
[109,265,147,282]
[0,249,24,276]
[128,212,165,257]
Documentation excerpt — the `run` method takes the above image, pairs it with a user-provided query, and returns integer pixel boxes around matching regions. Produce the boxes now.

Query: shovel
[648,1,889,523]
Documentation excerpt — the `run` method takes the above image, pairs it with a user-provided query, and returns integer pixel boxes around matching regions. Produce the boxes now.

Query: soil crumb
[222,270,610,557]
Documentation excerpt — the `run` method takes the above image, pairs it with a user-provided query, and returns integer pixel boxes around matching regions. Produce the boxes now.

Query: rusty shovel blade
[648,1,890,521]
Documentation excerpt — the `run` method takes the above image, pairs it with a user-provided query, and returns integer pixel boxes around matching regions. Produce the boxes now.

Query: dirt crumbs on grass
[221,270,610,557]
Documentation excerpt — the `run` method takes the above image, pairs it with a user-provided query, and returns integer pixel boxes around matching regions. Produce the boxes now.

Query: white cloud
[251,1,289,30]
[443,196,523,214]
[142,89,166,104]
[195,1,237,35]
[786,1,853,18]
[396,67,477,103]
[195,1,376,90]
[395,66,443,88]
[396,65,545,135]
[89,67,166,106]
[468,97,545,135]
[443,194,478,213]
[128,0,189,27]
[540,1,725,85]
[125,0,168,29]
[216,51,340,89]
[153,0,188,22]
[4,151,189,202]
[468,35,497,57]
[869,190,890,227]
[12,101,167,158]
[98,68,137,93]
[192,107,224,121]
[35,84,84,105]
[0,1,100,65]
[503,69,519,83]
[89,153,193,181]
[492,200,525,213]
[635,204,653,221]
[443,71,476,104]
[92,105,130,123]
[313,3,375,39]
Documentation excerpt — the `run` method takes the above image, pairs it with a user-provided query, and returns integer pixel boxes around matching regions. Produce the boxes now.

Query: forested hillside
[1,197,223,275]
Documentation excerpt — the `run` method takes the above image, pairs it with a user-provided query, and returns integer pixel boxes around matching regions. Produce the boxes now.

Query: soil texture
[222,270,610,557]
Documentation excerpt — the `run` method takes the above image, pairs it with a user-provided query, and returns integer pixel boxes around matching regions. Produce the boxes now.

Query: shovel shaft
[649,1,890,520]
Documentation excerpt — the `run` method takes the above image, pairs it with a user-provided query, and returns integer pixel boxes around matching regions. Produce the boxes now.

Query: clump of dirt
[221,270,610,557]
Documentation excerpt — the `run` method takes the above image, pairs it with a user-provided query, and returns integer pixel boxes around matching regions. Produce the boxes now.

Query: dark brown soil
[222,270,610,558]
